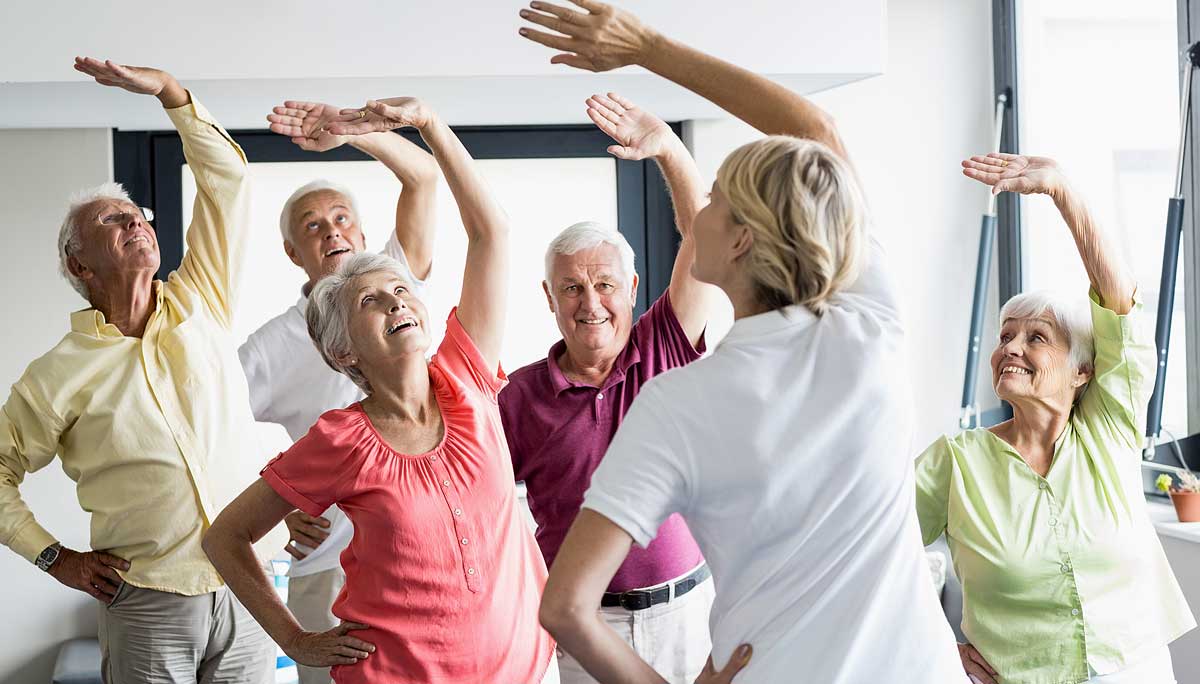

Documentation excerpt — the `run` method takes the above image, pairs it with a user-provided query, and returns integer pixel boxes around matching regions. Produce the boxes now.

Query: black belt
[600,564,711,611]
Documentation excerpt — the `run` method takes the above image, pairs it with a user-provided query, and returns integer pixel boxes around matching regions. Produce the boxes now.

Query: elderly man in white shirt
[237,101,438,684]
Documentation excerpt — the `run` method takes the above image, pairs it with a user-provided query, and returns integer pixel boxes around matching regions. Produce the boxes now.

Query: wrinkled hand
[73,57,173,96]
[962,152,1066,198]
[284,622,375,667]
[518,0,657,72]
[586,93,676,161]
[328,98,434,136]
[47,547,131,604]
[283,510,331,560]
[694,644,752,684]
[268,101,349,153]
[957,643,998,684]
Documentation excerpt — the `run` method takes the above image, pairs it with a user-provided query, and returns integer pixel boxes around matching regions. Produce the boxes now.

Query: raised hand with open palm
[585,92,676,161]
[266,101,348,152]
[961,152,1067,198]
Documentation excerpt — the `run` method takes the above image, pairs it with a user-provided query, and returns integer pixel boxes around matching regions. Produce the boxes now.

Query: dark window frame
[113,124,684,318]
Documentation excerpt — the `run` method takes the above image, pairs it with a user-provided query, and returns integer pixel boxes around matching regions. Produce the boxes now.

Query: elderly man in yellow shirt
[0,58,284,683]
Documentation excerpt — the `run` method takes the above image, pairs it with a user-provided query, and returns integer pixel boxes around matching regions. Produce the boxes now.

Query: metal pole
[960,94,1008,429]
[1145,44,1198,459]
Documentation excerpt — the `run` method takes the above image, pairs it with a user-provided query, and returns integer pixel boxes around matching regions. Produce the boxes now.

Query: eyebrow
[300,204,351,220]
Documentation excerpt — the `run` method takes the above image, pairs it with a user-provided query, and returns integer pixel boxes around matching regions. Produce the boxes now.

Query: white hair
[58,182,134,300]
[544,221,636,284]
[279,179,362,244]
[307,251,417,394]
[999,289,1095,372]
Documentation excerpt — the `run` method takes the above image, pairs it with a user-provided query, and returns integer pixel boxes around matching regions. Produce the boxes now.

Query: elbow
[810,111,845,155]
[538,588,590,640]
[200,519,233,567]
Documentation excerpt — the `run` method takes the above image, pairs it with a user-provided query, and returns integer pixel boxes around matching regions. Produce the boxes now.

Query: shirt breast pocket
[158,317,223,389]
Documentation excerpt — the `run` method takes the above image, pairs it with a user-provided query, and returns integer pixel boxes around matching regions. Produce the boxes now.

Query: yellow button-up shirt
[916,292,1195,683]
[0,95,284,596]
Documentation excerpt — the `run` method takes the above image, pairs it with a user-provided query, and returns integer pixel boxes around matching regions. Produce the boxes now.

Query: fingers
[586,95,623,123]
[290,529,326,548]
[962,157,1008,174]
[327,121,376,136]
[282,101,320,112]
[528,1,589,22]
[606,92,637,110]
[518,27,578,52]
[269,122,305,137]
[606,145,642,161]
[97,552,131,571]
[520,8,580,38]
[566,0,606,12]
[301,513,332,529]
[966,647,999,676]
[963,662,997,684]
[284,543,310,560]
[962,167,1001,186]
[95,564,124,588]
[586,108,621,139]
[549,53,597,71]
[336,622,372,633]
[335,644,372,659]
[272,106,310,120]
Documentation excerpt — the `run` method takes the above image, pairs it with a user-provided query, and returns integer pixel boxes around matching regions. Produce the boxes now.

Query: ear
[628,272,639,304]
[67,254,92,281]
[1073,363,1094,388]
[542,281,556,314]
[332,350,358,370]
[283,239,303,269]
[729,224,754,262]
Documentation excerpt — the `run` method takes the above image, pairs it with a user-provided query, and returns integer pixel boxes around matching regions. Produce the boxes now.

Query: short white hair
[544,221,636,284]
[58,182,133,300]
[999,289,1095,372]
[279,179,362,244]
[306,251,417,394]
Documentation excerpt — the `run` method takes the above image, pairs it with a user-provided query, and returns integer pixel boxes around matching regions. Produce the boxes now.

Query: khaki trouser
[98,583,274,684]
[287,567,347,684]
[558,573,714,684]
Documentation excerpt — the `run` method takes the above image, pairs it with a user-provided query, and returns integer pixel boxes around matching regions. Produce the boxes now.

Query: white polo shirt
[584,239,968,683]
[239,234,427,577]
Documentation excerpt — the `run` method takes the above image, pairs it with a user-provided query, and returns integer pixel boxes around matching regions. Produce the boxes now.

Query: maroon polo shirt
[499,293,705,592]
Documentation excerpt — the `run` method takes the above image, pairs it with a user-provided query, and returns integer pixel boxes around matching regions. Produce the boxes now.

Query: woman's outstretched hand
[586,92,676,161]
[283,622,375,667]
[267,101,348,152]
[328,98,434,136]
[518,0,656,72]
[962,152,1066,198]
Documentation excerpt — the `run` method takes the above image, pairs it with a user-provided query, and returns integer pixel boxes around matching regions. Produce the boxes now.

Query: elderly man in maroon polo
[498,92,721,684]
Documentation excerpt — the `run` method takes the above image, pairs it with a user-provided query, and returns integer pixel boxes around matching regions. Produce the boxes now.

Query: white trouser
[1087,645,1176,684]
[558,567,714,684]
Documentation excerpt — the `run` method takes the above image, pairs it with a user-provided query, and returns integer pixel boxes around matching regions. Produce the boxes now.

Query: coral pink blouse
[262,310,554,684]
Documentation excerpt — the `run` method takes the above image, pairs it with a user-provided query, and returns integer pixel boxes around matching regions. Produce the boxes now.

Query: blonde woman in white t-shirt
[521,2,969,683]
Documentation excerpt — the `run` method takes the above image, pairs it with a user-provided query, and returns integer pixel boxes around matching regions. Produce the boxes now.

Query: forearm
[417,116,507,244]
[203,529,302,645]
[640,35,846,158]
[545,611,667,684]
[1051,185,1134,313]
[348,132,438,188]
[654,141,706,238]
[155,75,190,110]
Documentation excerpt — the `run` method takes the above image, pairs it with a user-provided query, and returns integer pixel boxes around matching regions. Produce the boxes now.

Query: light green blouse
[916,292,1195,683]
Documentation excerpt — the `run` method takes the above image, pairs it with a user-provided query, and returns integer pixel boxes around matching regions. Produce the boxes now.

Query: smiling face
[285,190,367,287]
[991,315,1091,406]
[68,198,161,293]
[340,270,430,380]
[543,243,638,363]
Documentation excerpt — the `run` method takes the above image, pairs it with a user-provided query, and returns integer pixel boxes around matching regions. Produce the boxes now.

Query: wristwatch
[35,542,63,572]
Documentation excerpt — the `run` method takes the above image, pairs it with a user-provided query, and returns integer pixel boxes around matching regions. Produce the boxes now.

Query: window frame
[112,124,684,318]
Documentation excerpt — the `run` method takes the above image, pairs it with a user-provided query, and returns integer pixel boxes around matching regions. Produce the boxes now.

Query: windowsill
[1147,499,1200,544]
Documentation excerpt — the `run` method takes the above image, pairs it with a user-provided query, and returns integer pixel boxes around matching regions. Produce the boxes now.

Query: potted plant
[1155,472,1200,523]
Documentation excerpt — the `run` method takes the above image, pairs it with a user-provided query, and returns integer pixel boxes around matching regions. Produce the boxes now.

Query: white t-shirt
[584,239,968,683]
[239,234,427,577]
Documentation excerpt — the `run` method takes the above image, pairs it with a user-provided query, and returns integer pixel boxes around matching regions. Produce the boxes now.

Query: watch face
[36,545,60,570]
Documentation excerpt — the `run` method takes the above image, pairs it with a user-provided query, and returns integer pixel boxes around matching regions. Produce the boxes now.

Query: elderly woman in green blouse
[916,152,1196,684]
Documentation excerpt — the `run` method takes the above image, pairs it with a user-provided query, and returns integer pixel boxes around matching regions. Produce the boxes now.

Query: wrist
[38,543,65,573]
[156,75,190,109]
[636,26,667,69]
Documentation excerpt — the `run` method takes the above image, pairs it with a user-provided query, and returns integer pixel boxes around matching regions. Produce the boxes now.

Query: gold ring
[359,109,367,119]
[1000,159,1008,167]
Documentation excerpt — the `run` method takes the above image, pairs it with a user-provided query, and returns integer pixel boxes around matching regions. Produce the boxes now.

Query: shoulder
[292,405,370,454]
[504,357,551,393]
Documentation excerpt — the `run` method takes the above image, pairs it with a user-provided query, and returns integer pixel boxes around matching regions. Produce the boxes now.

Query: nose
[580,287,601,309]
[321,221,342,241]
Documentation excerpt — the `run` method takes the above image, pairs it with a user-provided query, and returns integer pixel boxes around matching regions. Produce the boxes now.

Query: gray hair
[306,251,417,394]
[280,179,362,244]
[544,221,636,284]
[58,182,134,300]
[999,289,1095,372]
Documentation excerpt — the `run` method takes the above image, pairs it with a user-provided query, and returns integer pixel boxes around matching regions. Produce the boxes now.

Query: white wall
[687,0,995,449]
[0,129,111,683]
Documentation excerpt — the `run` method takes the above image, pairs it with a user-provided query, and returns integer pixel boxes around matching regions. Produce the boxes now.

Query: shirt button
[1071,608,1080,616]
[467,567,476,575]
[453,508,462,516]
[443,480,451,487]
[1061,563,1071,574]
[461,538,469,545]
[597,392,605,400]
[1049,518,1058,527]
[1039,482,1048,490]
[430,455,438,462]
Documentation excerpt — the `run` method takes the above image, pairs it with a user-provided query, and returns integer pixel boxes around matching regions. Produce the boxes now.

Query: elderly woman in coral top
[203,97,556,684]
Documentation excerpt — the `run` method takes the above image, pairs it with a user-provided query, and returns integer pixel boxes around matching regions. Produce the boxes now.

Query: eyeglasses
[98,207,155,225]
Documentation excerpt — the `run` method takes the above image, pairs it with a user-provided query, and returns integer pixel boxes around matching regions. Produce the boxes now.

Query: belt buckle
[619,589,652,611]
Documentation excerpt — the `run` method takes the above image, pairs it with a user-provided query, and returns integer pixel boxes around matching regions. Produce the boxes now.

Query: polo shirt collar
[546,337,642,396]
[720,303,818,347]
[70,281,165,338]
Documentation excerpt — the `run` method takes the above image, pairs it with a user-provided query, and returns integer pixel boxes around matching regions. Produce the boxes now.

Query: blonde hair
[716,136,866,315]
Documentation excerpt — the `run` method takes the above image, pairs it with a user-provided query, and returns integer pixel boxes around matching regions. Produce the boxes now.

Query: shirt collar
[546,337,642,396]
[719,304,818,347]
[70,281,165,338]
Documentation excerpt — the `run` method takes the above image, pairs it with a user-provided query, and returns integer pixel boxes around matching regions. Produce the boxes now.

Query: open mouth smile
[386,316,419,335]
[324,247,352,258]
